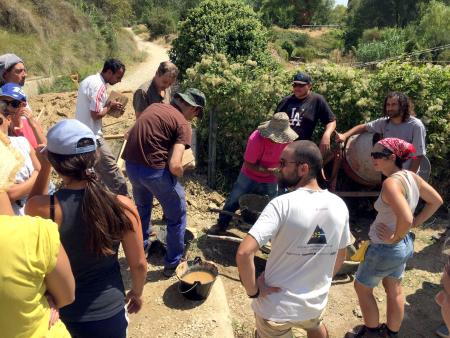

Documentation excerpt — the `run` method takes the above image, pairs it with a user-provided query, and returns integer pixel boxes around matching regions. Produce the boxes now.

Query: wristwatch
[248,288,260,298]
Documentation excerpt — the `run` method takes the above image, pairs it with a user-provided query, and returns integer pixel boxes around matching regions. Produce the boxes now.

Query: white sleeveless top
[369,170,420,244]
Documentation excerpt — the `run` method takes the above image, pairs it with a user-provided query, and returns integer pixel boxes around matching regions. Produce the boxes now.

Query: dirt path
[113,28,170,92]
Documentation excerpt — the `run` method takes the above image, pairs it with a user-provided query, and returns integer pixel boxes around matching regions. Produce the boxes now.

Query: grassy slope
[0,0,142,80]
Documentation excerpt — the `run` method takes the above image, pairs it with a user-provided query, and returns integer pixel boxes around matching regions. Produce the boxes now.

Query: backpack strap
[49,194,55,222]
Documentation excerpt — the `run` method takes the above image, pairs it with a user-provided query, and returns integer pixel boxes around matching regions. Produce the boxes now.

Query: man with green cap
[122,88,205,277]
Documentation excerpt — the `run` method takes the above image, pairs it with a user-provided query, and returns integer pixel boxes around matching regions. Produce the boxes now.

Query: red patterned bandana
[378,137,416,159]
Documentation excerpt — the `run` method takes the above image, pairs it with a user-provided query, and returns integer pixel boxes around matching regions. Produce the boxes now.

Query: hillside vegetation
[0,0,142,78]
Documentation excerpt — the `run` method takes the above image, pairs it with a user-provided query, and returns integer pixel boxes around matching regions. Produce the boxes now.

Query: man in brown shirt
[132,61,179,118]
[123,88,206,277]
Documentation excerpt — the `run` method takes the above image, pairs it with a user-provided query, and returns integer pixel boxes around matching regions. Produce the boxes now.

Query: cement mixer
[327,132,430,197]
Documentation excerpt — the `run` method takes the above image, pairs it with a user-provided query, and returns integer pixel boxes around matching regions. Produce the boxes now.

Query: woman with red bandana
[347,138,443,338]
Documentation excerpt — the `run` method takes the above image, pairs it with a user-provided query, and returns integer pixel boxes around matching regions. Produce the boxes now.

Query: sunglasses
[279,159,305,168]
[292,83,308,88]
[370,151,392,159]
[7,100,22,108]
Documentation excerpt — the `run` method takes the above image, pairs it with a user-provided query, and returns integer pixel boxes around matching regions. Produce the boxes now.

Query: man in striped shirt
[75,58,128,195]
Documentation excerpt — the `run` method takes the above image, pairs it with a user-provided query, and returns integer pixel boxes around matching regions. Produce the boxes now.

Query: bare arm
[90,101,123,120]
[0,192,14,215]
[236,235,260,296]
[332,247,346,277]
[168,143,185,177]
[44,245,75,308]
[408,156,422,173]
[20,107,47,144]
[319,120,337,154]
[118,195,147,313]
[412,174,443,227]
[7,147,40,201]
[243,160,278,174]
[335,124,368,143]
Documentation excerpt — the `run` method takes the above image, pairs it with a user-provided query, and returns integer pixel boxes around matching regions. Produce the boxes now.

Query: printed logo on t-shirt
[307,225,327,244]
[290,108,304,127]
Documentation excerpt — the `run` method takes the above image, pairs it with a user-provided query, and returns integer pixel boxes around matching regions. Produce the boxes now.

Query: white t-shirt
[9,136,34,215]
[249,188,351,322]
[75,73,107,137]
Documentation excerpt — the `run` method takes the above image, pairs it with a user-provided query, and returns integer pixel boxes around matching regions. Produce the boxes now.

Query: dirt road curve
[114,28,170,92]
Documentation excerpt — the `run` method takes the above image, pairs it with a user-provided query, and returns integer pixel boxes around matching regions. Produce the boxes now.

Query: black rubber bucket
[175,257,218,301]
[239,194,270,224]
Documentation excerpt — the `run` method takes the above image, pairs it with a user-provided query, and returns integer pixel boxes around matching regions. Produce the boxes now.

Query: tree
[344,0,426,49]
[169,0,272,76]
[260,0,334,26]
[329,4,347,25]
[414,1,450,60]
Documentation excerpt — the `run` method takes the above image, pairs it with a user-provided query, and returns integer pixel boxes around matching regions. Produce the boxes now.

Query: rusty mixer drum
[343,132,382,187]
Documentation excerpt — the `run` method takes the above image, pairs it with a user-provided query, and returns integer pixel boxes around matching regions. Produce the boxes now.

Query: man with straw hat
[208,113,298,235]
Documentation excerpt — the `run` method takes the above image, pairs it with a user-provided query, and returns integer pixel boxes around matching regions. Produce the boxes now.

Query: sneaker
[345,325,384,338]
[162,265,177,278]
[436,325,449,338]
[207,223,228,236]
[379,324,398,338]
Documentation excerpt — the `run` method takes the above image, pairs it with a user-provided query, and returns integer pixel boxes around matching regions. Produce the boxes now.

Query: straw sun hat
[257,112,298,143]
[0,132,24,192]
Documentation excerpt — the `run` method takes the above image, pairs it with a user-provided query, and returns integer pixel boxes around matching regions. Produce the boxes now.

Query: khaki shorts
[255,311,324,338]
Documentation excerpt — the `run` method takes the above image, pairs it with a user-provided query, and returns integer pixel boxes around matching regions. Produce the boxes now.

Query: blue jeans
[64,308,127,338]
[355,232,414,288]
[126,162,186,267]
[218,172,277,228]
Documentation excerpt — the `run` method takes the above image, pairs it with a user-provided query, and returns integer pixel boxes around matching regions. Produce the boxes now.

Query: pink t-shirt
[12,118,38,149]
[241,130,289,183]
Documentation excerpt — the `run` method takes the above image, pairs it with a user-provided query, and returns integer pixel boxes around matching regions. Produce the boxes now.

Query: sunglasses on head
[7,100,22,108]
[370,150,393,159]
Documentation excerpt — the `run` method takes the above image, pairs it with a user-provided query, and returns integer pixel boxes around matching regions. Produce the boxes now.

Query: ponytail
[47,150,134,255]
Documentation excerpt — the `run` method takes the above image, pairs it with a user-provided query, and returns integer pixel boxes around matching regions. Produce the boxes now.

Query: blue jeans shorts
[355,232,414,288]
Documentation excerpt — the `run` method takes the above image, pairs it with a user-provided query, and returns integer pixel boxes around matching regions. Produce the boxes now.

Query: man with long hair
[336,91,426,172]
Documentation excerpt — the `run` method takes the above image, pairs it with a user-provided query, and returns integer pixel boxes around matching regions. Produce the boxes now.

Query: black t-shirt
[275,92,336,140]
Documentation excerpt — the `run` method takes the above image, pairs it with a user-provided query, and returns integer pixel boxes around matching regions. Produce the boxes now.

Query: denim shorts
[355,232,414,288]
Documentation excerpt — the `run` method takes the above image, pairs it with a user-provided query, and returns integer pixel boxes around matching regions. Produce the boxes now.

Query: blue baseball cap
[0,82,27,101]
[46,119,97,155]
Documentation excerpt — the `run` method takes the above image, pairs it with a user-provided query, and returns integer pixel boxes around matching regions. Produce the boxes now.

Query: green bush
[169,0,273,77]
[355,28,408,63]
[183,53,286,189]
[280,40,294,57]
[143,8,177,37]
[269,27,309,47]
[184,56,450,199]
[291,47,317,62]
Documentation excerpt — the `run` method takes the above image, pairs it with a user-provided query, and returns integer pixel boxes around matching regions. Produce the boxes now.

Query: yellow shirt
[0,215,71,338]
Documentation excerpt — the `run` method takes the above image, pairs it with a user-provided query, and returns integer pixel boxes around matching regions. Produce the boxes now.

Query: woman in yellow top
[0,132,75,338]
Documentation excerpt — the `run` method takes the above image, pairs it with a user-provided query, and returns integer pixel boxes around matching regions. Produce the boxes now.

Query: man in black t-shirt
[275,72,336,154]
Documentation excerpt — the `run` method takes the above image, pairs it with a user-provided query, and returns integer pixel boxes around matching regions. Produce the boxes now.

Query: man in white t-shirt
[236,140,351,338]
[336,91,426,172]
[75,58,127,195]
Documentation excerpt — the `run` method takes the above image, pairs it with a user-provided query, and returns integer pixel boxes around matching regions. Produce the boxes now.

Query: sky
[334,0,348,6]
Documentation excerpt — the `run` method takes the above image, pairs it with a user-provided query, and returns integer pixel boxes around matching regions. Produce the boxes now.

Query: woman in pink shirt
[208,113,298,235]
[1,82,46,148]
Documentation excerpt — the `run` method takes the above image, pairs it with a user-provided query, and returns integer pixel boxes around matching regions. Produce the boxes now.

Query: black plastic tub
[175,257,218,301]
